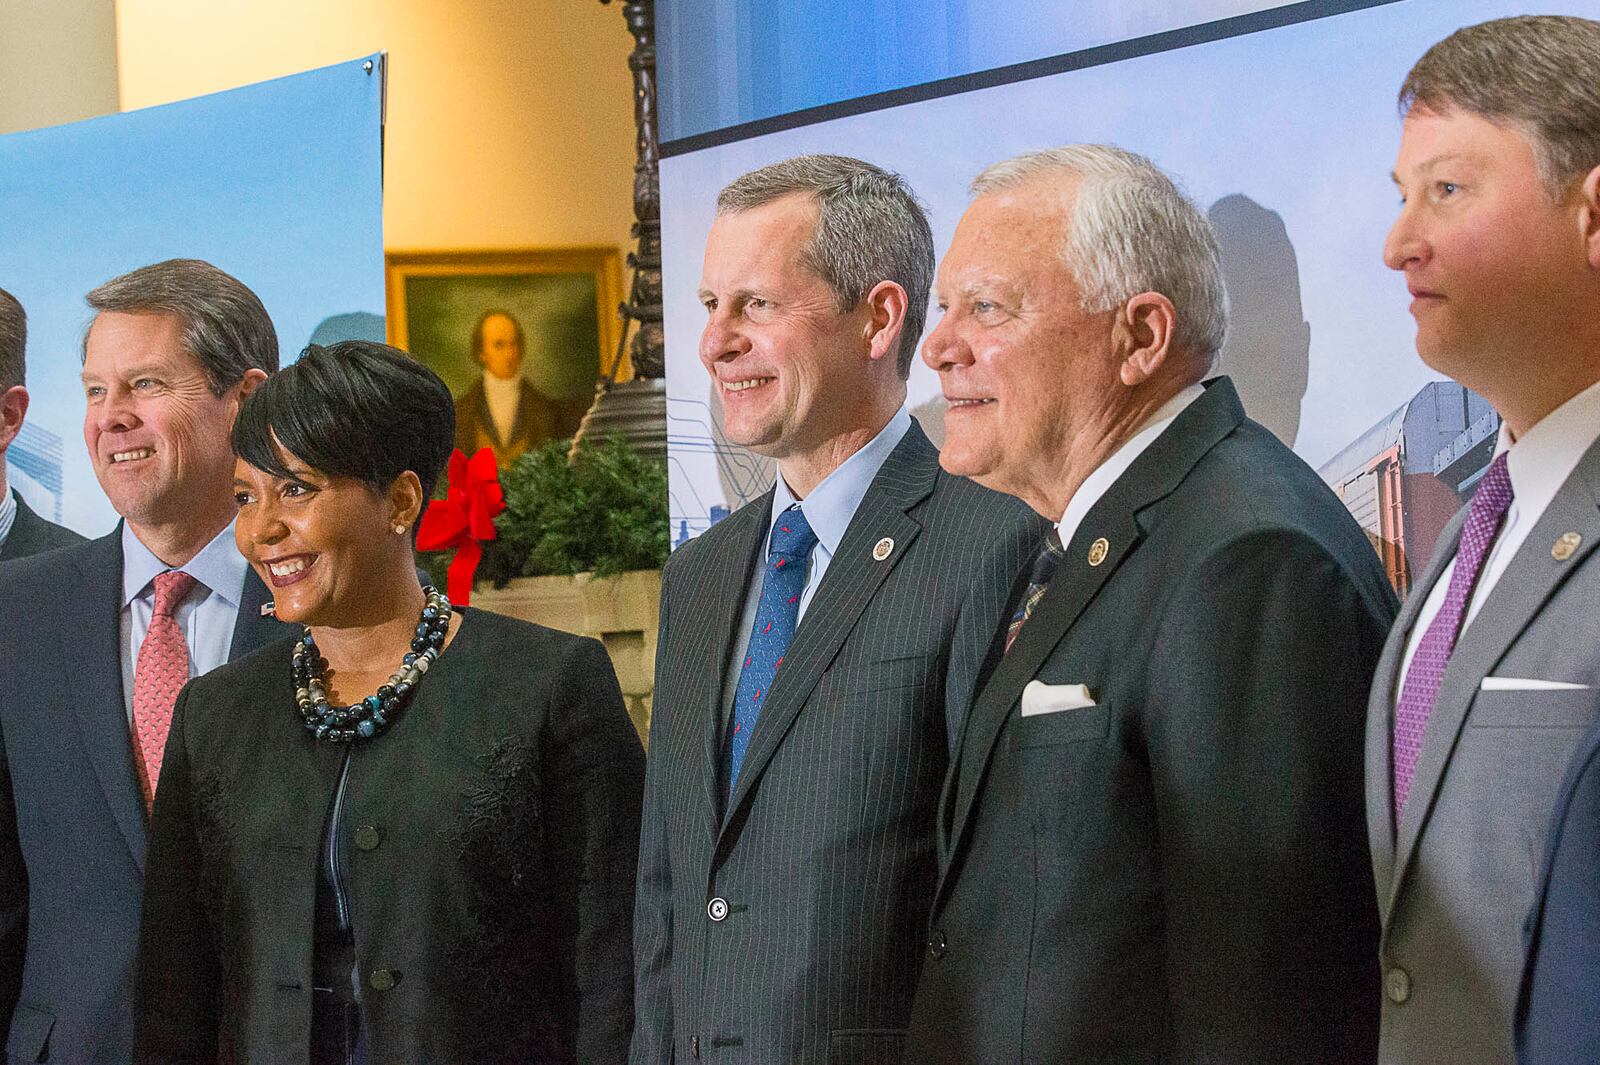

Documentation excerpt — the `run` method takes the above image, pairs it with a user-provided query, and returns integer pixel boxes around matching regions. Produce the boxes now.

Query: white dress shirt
[483,371,523,445]
[1055,384,1205,543]
[120,521,248,723]
[1395,377,1600,701]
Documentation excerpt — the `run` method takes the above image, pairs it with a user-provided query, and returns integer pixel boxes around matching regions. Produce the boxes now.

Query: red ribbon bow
[417,448,506,606]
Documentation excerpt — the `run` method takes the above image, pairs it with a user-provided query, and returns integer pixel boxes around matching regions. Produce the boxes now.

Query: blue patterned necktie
[727,505,817,792]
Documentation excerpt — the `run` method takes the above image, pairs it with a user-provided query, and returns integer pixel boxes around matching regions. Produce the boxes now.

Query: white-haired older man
[905,145,1397,1063]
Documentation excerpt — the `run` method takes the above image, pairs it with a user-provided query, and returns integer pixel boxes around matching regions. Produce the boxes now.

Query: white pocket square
[1480,677,1591,691]
[1020,680,1097,717]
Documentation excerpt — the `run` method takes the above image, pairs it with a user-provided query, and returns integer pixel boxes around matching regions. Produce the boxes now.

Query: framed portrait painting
[386,247,625,468]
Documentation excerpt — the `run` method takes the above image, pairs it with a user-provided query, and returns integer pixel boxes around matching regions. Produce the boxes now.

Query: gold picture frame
[386,248,626,467]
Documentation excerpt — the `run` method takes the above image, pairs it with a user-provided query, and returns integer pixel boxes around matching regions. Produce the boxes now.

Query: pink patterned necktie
[131,570,198,812]
[1392,453,1514,820]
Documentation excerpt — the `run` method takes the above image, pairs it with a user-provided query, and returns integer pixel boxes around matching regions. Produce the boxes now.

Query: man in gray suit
[0,285,84,560]
[631,155,1042,1064]
[1369,16,1600,1063]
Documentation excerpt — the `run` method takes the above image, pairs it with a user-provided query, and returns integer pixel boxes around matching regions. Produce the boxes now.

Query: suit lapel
[1389,458,1600,910]
[66,530,149,868]
[938,378,1244,907]
[683,498,768,838]
[1366,507,1465,905]
[230,567,289,659]
[718,427,938,841]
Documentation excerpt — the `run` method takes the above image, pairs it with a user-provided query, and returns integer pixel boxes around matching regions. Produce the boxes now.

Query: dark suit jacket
[0,492,84,562]
[906,379,1396,1064]
[0,528,285,1065]
[631,422,1046,1065]
[454,377,586,467]
[133,608,644,1065]
[1515,706,1600,1065]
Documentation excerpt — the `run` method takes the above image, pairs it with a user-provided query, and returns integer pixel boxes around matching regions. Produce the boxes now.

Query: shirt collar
[770,406,914,556]
[1495,375,1600,520]
[482,371,522,402]
[1057,383,1205,544]
[0,488,17,548]
[121,519,248,609]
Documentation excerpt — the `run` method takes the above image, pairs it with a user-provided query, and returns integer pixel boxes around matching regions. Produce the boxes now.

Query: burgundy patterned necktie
[1392,453,1514,820]
[131,570,198,812]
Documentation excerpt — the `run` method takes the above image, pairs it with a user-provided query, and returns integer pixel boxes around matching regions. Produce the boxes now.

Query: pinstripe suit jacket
[631,422,1045,1065]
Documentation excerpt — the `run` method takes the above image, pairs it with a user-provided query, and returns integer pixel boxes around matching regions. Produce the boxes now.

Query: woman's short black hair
[233,340,456,501]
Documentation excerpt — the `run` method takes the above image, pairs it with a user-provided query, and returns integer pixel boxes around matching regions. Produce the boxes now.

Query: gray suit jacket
[1366,436,1600,1064]
[630,422,1044,1065]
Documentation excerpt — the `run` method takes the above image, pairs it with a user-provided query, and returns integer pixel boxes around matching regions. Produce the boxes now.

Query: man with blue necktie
[630,154,1042,1065]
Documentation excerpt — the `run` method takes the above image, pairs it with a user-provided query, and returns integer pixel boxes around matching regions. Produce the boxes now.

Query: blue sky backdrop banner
[0,55,385,535]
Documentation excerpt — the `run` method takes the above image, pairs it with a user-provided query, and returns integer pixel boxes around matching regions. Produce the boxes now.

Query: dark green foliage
[423,436,668,588]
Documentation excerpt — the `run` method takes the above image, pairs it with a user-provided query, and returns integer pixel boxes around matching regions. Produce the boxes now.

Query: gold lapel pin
[1087,537,1109,566]
[872,537,894,561]
[1553,531,1582,561]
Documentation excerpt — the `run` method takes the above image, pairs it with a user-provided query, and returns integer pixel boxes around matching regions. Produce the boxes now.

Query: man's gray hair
[0,286,24,392]
[972,145,1228,363]
[84,259,280,394]
[718,154,934,378]
[1400,15,1600,198]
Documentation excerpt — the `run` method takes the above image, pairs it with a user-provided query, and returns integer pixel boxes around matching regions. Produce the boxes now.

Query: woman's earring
[393,523,407,536]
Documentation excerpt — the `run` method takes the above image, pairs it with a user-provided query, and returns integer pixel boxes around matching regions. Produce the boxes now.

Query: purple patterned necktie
[1393,452,1515,820]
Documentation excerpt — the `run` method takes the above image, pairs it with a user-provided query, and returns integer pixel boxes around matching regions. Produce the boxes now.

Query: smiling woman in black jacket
[132,341,644,1065]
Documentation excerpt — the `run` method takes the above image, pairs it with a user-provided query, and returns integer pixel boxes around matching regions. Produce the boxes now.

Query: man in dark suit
[1367,18,1600,1064]
[453,308,585,467]
[0,285,84,561]
[631,155,1042,1064]
[905,145,1395,1063]
[0,259,287,1065]
[1517,710,1600,1065]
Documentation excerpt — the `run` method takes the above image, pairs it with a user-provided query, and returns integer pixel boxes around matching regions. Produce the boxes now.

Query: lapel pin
[1553,531,1582,561]
[872,537,894,561]
[1087,537,1109,567]
[260,602,276,617]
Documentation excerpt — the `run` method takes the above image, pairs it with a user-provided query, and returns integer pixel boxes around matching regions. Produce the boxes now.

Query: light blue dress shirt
[719,406,914,724]
[0,488,16,555]
[120,520,249,724]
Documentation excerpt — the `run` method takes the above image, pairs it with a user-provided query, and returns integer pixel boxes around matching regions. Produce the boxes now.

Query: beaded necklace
[292,587,453,743]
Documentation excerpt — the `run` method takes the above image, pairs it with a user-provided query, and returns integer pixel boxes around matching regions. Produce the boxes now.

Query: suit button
[927,928,947,960]
[369,968,399,992]
[1385,967,1411,1004]
[353,825,381,851]
[707,897,729,922]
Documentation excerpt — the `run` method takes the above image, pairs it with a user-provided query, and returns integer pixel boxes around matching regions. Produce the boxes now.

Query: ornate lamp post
[574,0,666,460]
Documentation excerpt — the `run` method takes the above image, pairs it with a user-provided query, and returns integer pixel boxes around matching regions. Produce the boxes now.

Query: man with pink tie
[0,259,287,1065]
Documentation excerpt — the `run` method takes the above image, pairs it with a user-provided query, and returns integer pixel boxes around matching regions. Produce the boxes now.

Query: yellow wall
[0,0,119,135]
[113,0,639,260]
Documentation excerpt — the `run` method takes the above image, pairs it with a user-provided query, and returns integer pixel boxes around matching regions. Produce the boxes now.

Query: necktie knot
[769,507,818,561]
[1029,529,1065,586]
[152,570,198,618]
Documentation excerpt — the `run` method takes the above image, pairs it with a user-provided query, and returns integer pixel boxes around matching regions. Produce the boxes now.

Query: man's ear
[0,385,28,452]
[862,280,909,366]
[1580,164,1600,271]
[1115,292,1177,387]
